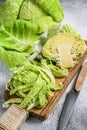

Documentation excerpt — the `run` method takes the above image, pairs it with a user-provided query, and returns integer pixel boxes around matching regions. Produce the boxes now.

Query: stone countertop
[0,0,87,130]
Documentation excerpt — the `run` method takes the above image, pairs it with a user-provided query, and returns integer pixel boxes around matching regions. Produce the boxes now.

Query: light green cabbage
[0,0,23,25]
[48,24,82,39]
[0,19,39,51]
[19,0,46,20]
[34,0,64,22]
[0,47,28,68]
[47,23,61,38]
[33,16,56,34]
[19,0,64,33]
[40,58,68,78]
[0,19,40,68]
[60,24,82,39]
[43,33,87,68]
[3,98,22,108]
[3,61,62,109]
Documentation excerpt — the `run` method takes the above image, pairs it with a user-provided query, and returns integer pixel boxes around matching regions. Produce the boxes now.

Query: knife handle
[75,62,87,92]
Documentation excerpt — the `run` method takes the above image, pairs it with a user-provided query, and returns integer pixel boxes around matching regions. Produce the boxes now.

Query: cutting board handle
[0,127,4,130]
[0,104,29,130]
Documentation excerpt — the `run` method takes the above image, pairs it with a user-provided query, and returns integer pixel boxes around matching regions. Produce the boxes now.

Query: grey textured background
[0,0,87,130]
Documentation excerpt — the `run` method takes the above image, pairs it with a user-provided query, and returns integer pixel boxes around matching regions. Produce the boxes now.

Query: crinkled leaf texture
[34,0,64,22]
[19,0,64,33]
[0,47,28,68]
[3,61,62,109]
[0,0,23,25]
[43,33,87,68]
[0,19,40,68]
[19,0,46,21]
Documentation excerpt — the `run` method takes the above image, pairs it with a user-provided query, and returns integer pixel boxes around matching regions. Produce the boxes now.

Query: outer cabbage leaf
[0,47,28,68]
[60,24,82,39]
[19,0,63,33]
[48,24,83,39]
[19,0,46,21]
[0,19,39,52]
[0,20,38,51]
[47,24,61,39]
[33,16,56,34]
[34,0,64,22]
[0,19,40,68]
[19,0,56,34]
[0,0,23,25]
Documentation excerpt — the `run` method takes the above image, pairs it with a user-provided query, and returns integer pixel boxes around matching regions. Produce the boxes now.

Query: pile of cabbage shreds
[3,60,66,109]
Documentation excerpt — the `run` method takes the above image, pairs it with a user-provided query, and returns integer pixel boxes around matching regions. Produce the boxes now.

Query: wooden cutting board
[4,41,87,121]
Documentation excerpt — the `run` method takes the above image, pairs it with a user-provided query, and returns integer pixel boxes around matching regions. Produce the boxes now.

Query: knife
[57,62,87,130]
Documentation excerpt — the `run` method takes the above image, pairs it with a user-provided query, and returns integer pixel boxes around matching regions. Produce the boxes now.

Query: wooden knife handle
[75,62,87,92]
[0,104,29,130]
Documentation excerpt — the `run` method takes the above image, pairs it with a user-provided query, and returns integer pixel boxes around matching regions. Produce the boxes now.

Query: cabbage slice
[43,33,87,68]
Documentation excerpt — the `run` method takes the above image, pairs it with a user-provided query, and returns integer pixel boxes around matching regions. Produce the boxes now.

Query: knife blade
[57,62,87,130]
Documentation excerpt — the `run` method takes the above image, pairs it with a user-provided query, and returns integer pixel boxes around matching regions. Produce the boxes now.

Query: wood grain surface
[4,41,87,120]
[0,128,4,130]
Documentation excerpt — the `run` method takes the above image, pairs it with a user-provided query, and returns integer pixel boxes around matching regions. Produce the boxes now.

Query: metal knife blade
[57,62,87,130]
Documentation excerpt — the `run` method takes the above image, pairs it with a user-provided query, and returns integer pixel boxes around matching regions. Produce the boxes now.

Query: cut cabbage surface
[57,43,74,68]
[42,33,87,68]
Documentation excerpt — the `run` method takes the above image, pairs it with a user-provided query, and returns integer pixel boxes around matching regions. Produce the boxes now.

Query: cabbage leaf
[0,19,40,68]
[33,16,56,34]
[0,19,39,51]
[48,24,83,39]
[19,0,64,33]
[19,0,46,21]
[0,47,28,68]
[0,0,23,25]
[34,0,64,22]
